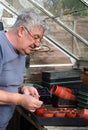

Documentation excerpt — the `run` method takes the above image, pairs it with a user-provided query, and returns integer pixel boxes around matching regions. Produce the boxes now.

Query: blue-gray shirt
[0,31,25,129]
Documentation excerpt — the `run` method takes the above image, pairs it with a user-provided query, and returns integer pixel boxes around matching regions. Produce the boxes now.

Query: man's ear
[18,26,25,37]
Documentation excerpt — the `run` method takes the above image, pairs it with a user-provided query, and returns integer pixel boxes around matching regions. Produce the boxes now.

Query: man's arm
[0,90,43,112]
[0,90,23,105]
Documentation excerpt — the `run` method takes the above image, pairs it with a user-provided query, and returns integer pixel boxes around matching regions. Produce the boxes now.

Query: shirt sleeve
[0,46,3,74]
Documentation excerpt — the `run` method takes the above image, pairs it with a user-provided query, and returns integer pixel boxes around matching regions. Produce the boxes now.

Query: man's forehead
[31,26,45,35]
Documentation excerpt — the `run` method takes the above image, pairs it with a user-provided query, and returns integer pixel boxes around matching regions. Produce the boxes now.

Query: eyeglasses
[24,26,42,42]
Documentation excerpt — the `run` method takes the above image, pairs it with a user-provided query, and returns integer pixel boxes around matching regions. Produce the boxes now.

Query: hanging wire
[32,44,51,52]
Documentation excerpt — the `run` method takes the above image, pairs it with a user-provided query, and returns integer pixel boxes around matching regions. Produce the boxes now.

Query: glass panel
[0,0,88,61]
[33,0,88,61]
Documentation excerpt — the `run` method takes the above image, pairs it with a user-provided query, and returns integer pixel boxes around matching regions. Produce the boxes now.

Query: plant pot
[66,112,77,118]
[42,111,54,118]
[76,109,82,117]
[79,109,88,120]
[54,112,66,118]
[50,85,76,101]
[62,108,72,113]
[36,107,47,116]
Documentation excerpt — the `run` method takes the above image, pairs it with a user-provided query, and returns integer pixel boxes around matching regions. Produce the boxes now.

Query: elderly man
[0,10,47,129]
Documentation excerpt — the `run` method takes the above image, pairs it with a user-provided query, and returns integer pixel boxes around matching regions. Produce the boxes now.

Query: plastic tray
[42,76,81,82]
[18,106,88,127]
[77,93,88,108]
[77,98,88,105]
[77,95,88,104]
[42,80,83,89]
[37,87,52,104]
[78,91,88,97]
[36,116,88,126]
[77,102,88,109]
[51,95,77,108]
[42,69,82,81]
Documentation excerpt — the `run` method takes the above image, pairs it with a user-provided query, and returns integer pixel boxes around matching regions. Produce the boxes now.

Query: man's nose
[35,39,41,47]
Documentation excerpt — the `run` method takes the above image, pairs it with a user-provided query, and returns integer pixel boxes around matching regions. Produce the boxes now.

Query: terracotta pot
[47,110,58,114]
[57,108,65,113]
[66,112,76,118]
[54,112,66,118]
[42,111,54,118]
[50,85,62,94]
[36,107,47,116]
[79,109,88,120]
[50,85,72,93]
[50,85,76,101]
[64,87,72,94]
[63,108,72,113]
[76,110,82,117]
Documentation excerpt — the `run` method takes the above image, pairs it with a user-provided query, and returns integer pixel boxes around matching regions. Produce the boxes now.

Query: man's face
[17,26,45,55]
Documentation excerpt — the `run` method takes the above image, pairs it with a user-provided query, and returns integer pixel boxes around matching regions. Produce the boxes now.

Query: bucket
[50,85,76,101]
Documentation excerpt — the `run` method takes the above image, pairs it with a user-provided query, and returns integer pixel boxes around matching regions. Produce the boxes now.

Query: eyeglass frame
[24,26,43,42]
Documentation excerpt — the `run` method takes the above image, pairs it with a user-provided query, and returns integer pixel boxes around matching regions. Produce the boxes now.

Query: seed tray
[42,80,83,89]
[77,92,88,109]
[77,95,88,104]
[33,105,88,126]
[42,76,81,82]
[77,102,88,109]
[42,69,82,82]
[29,109,88,126]
[77,98,88,105]
[37,87,51,97]
[51,95,77,108]
[78,91,88,97]
[35,116,88,126]
[18,106,88,127]
[37,87,52,104]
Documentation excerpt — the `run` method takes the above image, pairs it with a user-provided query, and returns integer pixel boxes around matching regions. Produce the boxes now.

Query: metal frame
[28,0,88,47]
[79,0,88,7]
[0,0,18,16]
[0,0,88,67]
[0,0,78,61]
[44,36,79,61]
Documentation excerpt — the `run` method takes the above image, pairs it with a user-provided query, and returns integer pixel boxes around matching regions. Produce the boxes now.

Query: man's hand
[19,94,43,112]
[0,89,43,112]
[21,86,40,99]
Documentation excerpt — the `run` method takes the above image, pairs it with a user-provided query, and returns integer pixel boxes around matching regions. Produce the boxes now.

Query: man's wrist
[18,85,24,93]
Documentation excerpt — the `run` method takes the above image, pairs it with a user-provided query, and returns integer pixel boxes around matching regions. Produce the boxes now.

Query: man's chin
[25,51,32,55]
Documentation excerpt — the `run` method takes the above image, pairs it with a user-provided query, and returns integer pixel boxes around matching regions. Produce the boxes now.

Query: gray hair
[10,10,47,31]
